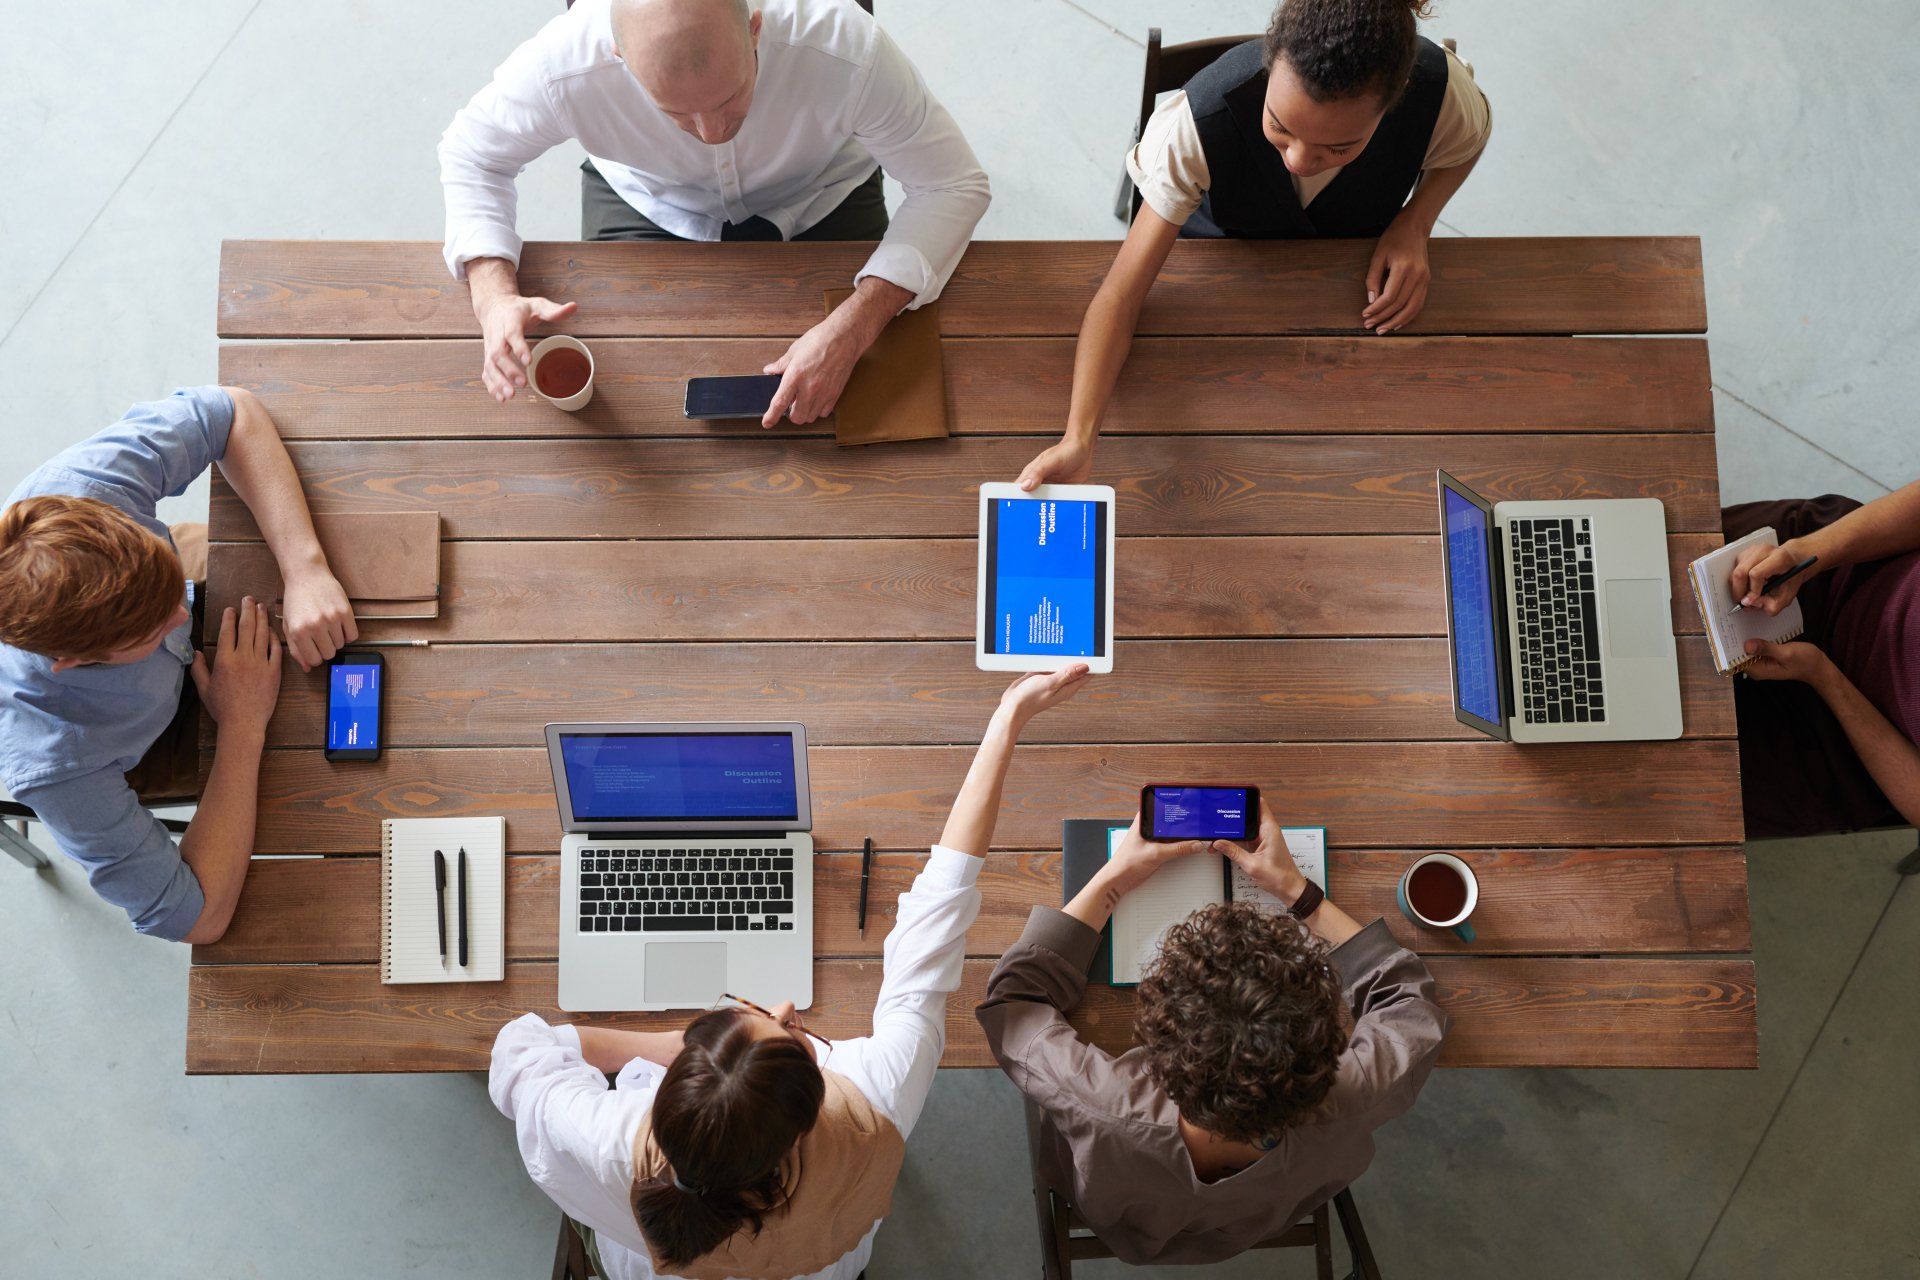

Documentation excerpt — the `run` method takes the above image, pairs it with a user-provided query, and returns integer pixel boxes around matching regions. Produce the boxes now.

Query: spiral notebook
[380,816,505,984]
[1688,527,1806,675]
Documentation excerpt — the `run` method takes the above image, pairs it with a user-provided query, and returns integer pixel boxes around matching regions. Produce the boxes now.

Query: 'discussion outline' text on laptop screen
[984,497,1106,656]
[1442,488,1503,725]
[560,733,800,823]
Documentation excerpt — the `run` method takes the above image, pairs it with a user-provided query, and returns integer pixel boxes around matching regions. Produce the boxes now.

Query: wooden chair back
[1023,1098,1382,1278]
[1119,29,1259,220]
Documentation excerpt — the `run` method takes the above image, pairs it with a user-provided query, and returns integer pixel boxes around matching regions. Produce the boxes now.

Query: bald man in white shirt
[440,0,990,428]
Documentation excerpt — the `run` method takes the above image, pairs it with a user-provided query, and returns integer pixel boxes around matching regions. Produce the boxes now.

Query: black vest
[1185,36,1449,239]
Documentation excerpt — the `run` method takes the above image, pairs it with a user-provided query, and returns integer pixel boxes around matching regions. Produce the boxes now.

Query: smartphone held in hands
[1140,785,1258,843]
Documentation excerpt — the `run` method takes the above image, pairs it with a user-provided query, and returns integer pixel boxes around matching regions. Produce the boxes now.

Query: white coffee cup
[1396,852,1479,942]
[528,334,595,411]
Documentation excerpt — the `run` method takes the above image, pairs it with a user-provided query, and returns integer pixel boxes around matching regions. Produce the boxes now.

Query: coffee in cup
[528,335,595,411]
[1396,853,1478,942]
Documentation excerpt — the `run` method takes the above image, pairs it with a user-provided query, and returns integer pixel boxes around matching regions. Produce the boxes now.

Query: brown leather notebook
[309,512,442,620]
[825,288,949,446]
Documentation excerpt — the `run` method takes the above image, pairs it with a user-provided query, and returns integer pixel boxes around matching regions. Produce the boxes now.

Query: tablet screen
[983,497,1108,657]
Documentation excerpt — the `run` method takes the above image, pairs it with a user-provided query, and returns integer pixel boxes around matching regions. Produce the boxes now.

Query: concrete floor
[3,1,1917,1276]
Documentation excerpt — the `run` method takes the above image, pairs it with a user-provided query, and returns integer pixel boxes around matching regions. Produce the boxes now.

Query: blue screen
[1150,787,1251,840]
[1442,488,1503,725]
[560,733,799,822]
[327,661,381,751]
[986,497,1105,656]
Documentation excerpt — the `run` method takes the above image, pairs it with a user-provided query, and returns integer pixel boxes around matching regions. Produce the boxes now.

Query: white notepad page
[381,816,505,984]
[1691,527,1806,674]
[1231,827,1328,913]
[1109,826,1329,984]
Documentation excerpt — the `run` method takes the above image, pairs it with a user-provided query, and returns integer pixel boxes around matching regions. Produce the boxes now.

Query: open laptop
[1436,470,1683,743]
[545,722,814,1012]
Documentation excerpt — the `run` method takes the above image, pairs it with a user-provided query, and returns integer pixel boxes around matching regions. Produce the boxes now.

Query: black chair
[0,800,190,871]
[1113,29,1256,222]
[1023,1100,1383,1279]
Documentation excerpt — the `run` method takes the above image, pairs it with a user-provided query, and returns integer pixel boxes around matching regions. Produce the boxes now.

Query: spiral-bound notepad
[380,816,505,984]
[1689,527,1806,675]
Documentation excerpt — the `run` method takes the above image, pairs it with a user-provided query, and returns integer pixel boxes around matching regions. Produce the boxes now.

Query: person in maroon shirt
[1722,480,1920,844]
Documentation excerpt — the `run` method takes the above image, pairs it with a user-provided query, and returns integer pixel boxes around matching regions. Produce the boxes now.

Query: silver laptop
[1436,471,1682,743]
[546,722,814,1012]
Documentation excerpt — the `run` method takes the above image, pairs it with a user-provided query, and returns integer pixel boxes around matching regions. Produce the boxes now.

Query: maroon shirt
[1725,496,1919,837]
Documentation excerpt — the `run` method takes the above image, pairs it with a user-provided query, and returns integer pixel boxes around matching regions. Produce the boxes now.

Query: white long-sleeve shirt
[490,845,983,1280]
[438,0,990,308]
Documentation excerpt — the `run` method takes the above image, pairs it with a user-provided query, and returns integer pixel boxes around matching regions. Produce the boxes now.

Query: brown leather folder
[825,288,950,446]
[309,512,442,620]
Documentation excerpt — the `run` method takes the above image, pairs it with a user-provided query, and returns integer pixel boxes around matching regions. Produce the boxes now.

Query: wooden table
[190,237,1754,1073]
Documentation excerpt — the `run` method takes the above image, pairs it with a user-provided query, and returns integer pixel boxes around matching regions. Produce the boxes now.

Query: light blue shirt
[1,387,235,939]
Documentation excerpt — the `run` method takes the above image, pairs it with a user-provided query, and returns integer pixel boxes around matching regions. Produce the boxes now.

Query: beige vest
[632,1069,905,1280]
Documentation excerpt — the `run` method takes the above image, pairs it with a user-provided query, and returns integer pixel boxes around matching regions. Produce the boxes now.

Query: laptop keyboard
[578,847,797,934]
[1508,518,1607,725]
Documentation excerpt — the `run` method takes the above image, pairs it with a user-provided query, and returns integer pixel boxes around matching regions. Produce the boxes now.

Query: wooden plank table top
[192,236,1751,1074]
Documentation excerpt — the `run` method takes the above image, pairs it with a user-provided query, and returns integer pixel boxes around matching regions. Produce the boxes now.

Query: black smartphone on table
[684,374,784,420]
[324,650,385,762]
[1139,785,1259,843]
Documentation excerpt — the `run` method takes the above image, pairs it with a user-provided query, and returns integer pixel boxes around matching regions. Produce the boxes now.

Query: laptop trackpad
[644,943,727,1008]
[1605,579,1670,659]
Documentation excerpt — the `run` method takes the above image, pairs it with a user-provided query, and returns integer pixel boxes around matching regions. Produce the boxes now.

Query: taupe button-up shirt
[977,910,1447,1266]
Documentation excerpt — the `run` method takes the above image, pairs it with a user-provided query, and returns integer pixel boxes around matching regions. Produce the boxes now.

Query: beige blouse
[1126,44,1492,227]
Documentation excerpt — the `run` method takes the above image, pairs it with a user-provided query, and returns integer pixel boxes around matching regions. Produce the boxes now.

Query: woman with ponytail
[489,662,1093,1279]
[1018,0,1492,491]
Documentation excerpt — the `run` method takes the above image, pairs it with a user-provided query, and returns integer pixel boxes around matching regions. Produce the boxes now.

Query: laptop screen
[557,731,802,825]
[1440,483,1505,729]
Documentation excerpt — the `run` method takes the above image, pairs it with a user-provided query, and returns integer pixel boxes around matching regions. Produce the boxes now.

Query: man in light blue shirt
[0,386,356,942]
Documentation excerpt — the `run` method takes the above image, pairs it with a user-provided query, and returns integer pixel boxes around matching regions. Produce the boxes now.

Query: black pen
[1727,555,1818,619]
[457,846,470,968]
[857,837,874,939]
[433,849,448,961]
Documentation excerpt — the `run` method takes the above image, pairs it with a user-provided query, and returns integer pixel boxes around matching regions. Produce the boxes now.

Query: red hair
[0,495,185,658]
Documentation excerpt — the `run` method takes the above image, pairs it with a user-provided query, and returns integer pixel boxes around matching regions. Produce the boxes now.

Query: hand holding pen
[1727,541,1820,617]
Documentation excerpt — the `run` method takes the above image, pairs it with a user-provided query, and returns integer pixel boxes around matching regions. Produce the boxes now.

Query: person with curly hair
[1017,0,1491,491]
[977,797,1448,1265]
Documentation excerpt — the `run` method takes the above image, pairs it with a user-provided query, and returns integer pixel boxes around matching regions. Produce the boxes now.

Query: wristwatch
[1286,877,1324,922]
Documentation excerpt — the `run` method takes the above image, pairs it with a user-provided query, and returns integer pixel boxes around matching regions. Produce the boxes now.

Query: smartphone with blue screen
[1140,785,1259,843]
[324,651,385,762]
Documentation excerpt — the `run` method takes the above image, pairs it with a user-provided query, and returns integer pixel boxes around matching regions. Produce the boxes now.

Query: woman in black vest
[1018,0,1490,490]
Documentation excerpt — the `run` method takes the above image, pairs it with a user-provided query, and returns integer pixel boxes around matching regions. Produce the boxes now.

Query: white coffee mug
[1396,852,1479,942]
[528,334,595,411]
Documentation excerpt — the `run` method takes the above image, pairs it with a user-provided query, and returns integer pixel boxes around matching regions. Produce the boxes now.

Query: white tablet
[976,482,1117,674]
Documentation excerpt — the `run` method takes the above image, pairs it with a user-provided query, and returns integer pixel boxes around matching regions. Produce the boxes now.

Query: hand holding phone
[1139,785,1259,843]
[325,651,385,762]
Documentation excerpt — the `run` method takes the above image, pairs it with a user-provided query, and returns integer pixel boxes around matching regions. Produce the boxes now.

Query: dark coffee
[534,346,592,399]
[1407,861,1468,921]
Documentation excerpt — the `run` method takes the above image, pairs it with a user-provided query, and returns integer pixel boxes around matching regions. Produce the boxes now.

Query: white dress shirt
[438,0,990,308]
[490,845,984,1280]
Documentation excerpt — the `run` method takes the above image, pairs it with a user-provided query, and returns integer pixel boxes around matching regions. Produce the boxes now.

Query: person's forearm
[1301,897,1364,948]
[837,276,913,350]
[215,390,330,592]
[1795,479,1920,569]
[1396,155,1478,234]
[935,711,1020,856]
[1062,859,1142,932]
[466,256,521,320]
[1063,281,1149,444]
[577,1026,685,1074]
[1812,659,1920,826]
[178,726,266,943]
